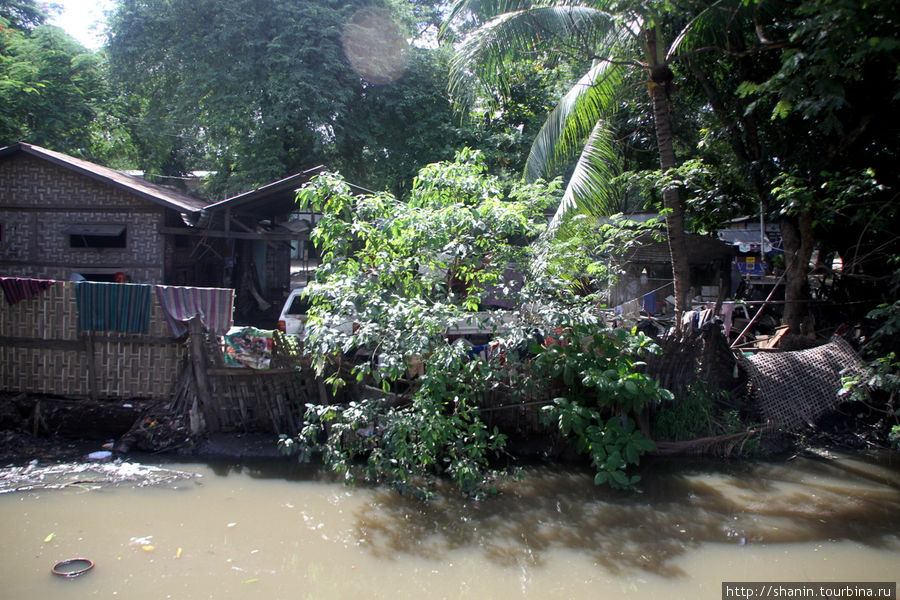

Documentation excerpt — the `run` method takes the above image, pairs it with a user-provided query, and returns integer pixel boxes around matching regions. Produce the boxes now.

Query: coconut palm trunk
[647,32,691,328]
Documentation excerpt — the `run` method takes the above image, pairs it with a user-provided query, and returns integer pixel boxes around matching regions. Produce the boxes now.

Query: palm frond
[667,0,752,62]
[547,119,622,232]
[524,57,624,181]
[449,5,618,107]
[443,0,534,35]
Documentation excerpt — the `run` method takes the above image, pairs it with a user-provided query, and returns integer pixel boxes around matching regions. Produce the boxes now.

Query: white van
[276,287,311,336]
[277,287,355,339]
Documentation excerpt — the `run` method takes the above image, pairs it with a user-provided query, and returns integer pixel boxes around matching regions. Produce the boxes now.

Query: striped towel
[155,286,234,337]
[0,277,55,305]
[75,282,152,333]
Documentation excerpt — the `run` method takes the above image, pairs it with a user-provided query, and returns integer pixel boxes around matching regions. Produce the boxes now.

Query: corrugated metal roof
[204,167,374,217]
[718,230,773,252]
[0,142,208,214]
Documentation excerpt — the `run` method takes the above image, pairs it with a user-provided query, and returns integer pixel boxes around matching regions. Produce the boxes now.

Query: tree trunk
[647,29,691,330]
[780,211,815,335]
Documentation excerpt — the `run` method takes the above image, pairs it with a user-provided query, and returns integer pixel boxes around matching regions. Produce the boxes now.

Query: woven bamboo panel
[0,282,77,340]
[205,371,303,434]
[1,280,192,399]
[0,347,90,396]
[740,337,864,430]
[89,335,185,399]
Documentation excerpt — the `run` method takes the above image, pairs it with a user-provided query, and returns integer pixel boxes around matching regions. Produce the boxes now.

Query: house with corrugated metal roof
[0,142,353,325]
[0,142,210,285]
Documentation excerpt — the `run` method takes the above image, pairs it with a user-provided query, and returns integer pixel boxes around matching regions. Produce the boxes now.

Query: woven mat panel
[0,282,79,340]
[740,337,864,429]
[0,341,184,399]
[91,336,185,399]
[0,346,90,396]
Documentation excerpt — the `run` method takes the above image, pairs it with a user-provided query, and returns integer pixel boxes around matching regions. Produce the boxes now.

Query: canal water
[1,451,898,599]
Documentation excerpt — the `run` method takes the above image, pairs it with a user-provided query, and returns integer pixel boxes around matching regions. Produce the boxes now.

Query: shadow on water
[160,454,340,484]
[351,454,900,578]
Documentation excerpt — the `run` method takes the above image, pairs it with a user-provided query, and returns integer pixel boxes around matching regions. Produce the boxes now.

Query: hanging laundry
[618,298,641,317]
[719,301,736,338]
[76,281,152,334]
[704,301,738,339]
[155,286,234,337]
[0,277,55,305]
[641,291,657,314]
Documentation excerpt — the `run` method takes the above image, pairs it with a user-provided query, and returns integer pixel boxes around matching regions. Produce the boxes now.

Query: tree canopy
[0,17,108,156]
[105,0,483,197]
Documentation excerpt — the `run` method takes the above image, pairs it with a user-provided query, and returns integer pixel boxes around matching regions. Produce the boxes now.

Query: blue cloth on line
[75,281,152,334]
[642,291,657,314]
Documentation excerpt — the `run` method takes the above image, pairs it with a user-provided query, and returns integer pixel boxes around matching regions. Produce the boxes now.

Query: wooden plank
[207,367,298,376]
[188,316,220,432]
[158,226,309,242]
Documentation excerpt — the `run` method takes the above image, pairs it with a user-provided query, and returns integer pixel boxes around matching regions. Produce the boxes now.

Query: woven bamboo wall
[0,154,167,283]
[1,281,185,399]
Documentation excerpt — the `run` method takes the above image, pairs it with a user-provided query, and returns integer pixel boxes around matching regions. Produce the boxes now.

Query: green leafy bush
[532,324,670,489]
[280,149,673,495]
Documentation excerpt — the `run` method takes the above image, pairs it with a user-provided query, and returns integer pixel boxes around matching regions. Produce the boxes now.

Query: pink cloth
[155,285,234,337]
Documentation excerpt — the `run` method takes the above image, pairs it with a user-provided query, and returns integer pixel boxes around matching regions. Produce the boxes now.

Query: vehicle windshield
[287,294,311,315]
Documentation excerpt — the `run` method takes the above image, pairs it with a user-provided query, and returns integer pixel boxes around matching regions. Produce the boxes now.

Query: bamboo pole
[188,316,220,432]
[729,272,787,349]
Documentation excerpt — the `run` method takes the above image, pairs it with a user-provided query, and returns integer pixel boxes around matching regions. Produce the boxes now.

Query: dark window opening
[287,295,311,315]
[65,224,127,249]
[76,272,119,282]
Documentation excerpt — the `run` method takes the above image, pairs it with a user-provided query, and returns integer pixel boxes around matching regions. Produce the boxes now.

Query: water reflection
[1,451,897,599]
[354,454,900,578]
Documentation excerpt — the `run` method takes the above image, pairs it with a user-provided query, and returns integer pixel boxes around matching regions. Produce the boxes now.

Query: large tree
[445,0,752,321]
[105,0,476,197]
[677,0,900,332]
[0,21,108,156]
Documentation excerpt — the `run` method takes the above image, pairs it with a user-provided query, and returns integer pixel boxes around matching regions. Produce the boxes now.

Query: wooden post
[188,316,220,432]
[83,333,99,401]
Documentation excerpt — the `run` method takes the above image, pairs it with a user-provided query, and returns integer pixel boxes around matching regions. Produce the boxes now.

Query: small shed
[0,143,364,325]
[165,170,372,324]
[609,231,736,311]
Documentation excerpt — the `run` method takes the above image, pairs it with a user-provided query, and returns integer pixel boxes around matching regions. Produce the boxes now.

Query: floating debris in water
[86,450,113,461]
[0,462,197,494]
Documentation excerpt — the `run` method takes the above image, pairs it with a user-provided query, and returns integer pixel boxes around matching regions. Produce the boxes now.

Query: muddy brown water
[1,452,898,599]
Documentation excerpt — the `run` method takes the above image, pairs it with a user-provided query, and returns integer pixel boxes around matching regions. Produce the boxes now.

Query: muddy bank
[0,392,290,465]
[0,389,893,470]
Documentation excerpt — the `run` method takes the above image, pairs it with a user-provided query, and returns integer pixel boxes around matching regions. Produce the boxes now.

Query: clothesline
[614,280,674,317]
[5,279,239,337]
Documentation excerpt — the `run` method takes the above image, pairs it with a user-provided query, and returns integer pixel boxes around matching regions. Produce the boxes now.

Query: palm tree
[446,0,740,324]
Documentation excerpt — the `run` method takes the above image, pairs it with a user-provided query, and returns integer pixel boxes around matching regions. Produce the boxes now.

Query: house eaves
[203,167,375,218]
[0,142,208,215]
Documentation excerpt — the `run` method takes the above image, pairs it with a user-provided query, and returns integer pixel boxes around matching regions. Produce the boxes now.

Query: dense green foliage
[841,267,900,442]
[104,0,481,196]
[0,16,109,156]
[279,150,671,495]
